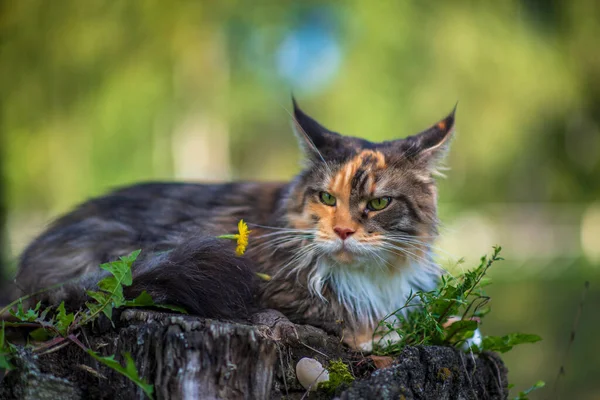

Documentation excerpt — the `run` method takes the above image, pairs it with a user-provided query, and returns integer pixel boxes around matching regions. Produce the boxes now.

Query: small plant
[0,250,163,398]
[372,246,544,396]
[512,380,545,400]
[0,321,15,371]
[1,220,251,398]
[318,359,355,394]
[373,246,541,353]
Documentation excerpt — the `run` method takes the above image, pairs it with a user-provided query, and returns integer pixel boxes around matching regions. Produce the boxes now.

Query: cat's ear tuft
[404,104,457,171]
[291,97,340,162]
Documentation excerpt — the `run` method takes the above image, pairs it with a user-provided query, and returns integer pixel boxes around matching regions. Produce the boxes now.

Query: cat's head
[285,98,455,268]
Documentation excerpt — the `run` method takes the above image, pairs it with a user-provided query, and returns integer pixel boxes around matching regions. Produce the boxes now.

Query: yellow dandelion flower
[217,219,252,256]
[235,219,251,256]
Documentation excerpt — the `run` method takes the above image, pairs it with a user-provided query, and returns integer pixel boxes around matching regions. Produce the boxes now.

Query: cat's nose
[333,227,356,240]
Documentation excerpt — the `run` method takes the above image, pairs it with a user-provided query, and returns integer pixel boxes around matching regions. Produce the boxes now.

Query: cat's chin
[327,248,376,266]
[320,239,377,265]
[330,249,356,264]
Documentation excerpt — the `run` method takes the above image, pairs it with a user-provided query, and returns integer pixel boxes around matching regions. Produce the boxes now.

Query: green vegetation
[374,247,543,395]
[513,380,546,400]
[318,359,355,395]
[0,250,168,399]
[1,2,599,397]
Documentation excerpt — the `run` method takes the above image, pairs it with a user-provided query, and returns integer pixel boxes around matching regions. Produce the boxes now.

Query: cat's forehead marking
[329,150,386,200]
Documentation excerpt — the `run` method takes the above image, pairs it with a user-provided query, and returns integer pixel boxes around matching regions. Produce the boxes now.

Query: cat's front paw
[251,309,299,341]
[344,329,402,354]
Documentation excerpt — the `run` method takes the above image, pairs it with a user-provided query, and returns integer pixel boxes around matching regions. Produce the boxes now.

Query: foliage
[513,380,545,400]
[87,351,154,398]
[0,221,249,396]
[373,247,543,395]
[0,250,156,399]
[0,321,15,371]
[482,333,542,354]
[318,359,355,395]
[374,247,541,354]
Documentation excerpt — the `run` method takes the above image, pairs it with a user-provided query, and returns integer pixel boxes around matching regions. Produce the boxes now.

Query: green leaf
[87,350,154,399]
[85,301,113,321]
[29,328,51,342]
[444,320,478,344]
[55,302,75,336]
[0,354,14,370]
[86,290,109,305]
[123,291,188,314]
[99,249,139,289]
[0,321,15,371]
[514,380,545,400]
[478,278,493,288]
[82,250,141,325]
[474,307,491,318]
[10,299,40,322]
[482,333,542,353]
[124,291,155,307]
[86,290,115,320]
[119,249,142,266]
[0,321,5,350]
[98,265,131,290]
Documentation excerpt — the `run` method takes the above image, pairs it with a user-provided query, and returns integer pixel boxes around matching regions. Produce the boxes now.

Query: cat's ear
[402,105,457,171]
[291,97,341,162]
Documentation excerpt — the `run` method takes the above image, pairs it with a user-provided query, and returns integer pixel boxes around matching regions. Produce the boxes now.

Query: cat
[14,98,456,351]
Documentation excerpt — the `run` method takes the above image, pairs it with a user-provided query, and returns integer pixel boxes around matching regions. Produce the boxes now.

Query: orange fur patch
[343,327,374,350]
[321,150,387,236]
[290,150,390,242]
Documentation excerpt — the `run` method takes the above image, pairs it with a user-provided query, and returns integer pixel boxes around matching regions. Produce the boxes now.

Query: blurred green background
[1,1,598,398]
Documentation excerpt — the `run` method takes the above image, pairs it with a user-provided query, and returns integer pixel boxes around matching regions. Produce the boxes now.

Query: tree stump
[0,309,508,399]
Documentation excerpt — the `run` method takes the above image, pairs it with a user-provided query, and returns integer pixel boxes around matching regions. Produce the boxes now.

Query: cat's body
[15,100,455,350]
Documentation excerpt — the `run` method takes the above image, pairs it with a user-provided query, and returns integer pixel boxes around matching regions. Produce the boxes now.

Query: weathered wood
[0,309,508,399]
[337,346,508,400]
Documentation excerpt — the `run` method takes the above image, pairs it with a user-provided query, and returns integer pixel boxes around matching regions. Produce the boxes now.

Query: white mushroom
[296,357,330,391]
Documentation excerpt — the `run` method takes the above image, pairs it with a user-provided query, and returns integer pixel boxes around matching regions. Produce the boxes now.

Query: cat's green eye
[319,191,337,206]
[367,197,391,211]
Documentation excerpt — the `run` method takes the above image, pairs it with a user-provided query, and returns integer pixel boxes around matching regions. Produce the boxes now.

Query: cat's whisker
[351,242,391,271]
[251,231,316,253]
[378,241,428,259]
[251,231,314,247]
[248,223,315,232]
[383,233,440,241]
[364,249,390,272]
[252,230,315,240]
[276,242,319,277]
[381,236,456,260]
[253,234,310,248]
[251,238,297,252]
[380,235,442,252]
[390,249,440,275]
[377,242,432,266]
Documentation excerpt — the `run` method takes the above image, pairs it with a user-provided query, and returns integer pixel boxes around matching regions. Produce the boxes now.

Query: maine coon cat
[15,99,456,351]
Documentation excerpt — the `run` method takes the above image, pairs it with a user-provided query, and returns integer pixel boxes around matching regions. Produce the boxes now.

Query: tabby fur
[15,99,456,349]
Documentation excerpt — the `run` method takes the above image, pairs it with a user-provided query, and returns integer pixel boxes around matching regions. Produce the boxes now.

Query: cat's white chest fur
[309,257,441,327]
[308,257,484,354]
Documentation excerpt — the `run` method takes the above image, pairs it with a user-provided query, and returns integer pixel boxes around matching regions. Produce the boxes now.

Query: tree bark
[0,309,508,400]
